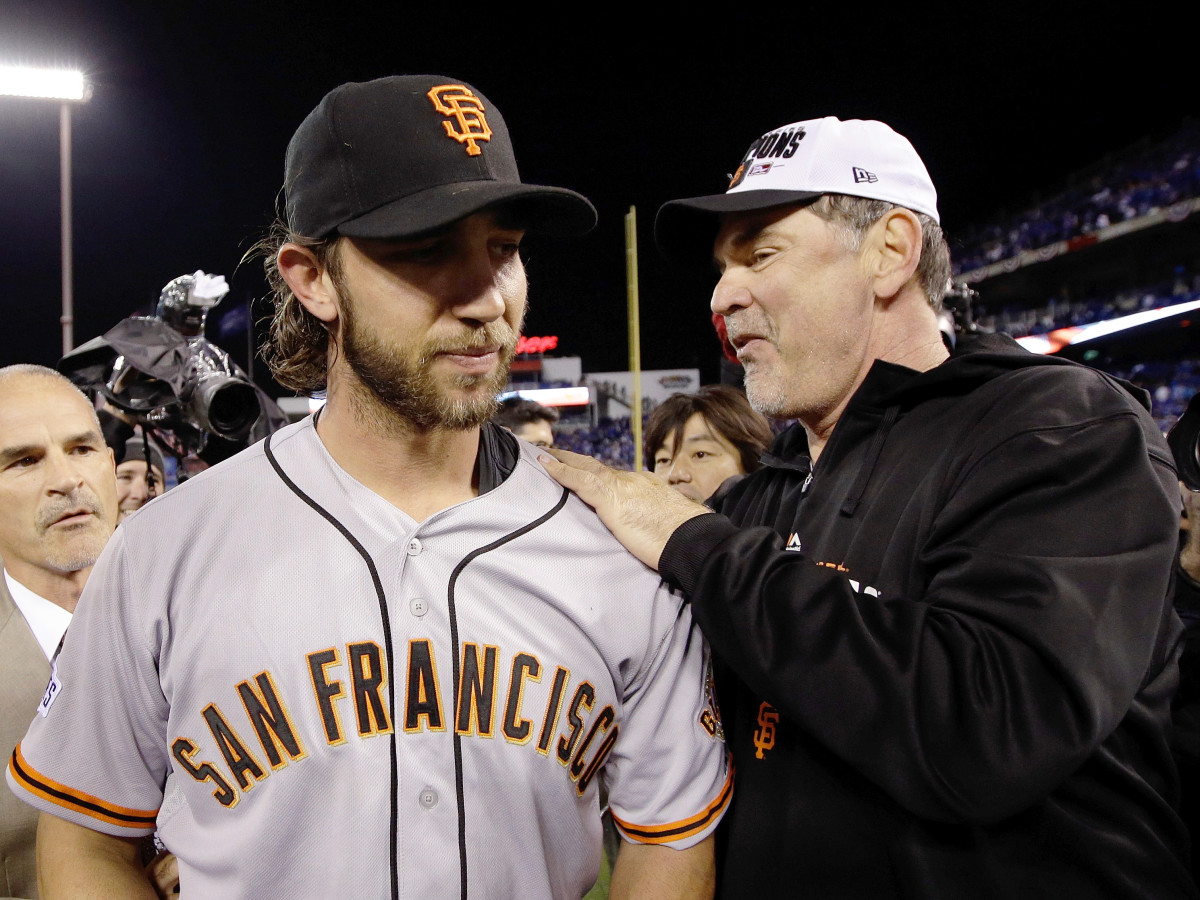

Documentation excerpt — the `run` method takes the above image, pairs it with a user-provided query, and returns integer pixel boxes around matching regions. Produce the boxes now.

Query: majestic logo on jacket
[815,560,882,598]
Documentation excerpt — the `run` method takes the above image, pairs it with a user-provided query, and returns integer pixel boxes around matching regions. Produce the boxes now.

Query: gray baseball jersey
[8,418,730,899]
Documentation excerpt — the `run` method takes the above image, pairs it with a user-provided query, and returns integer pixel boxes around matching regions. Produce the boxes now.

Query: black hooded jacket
[660,332,1196,898]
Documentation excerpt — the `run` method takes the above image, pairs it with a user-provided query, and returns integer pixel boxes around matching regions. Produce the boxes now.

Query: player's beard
[339,286,520,433]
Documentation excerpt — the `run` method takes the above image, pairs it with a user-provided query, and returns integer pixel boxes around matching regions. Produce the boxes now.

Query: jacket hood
[883,331,1150,410]
[758,331,1153,517]
[766,331,1151,463]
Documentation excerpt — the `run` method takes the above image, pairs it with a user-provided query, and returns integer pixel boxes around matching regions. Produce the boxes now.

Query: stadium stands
[955,119,1200,278]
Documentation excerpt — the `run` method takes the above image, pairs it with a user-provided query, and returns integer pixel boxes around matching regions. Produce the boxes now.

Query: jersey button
[406,538,422,557]
[410,598,428,617]
[419,787,438,809]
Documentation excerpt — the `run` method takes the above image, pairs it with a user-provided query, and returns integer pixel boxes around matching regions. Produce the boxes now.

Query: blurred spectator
[113,437,166,522]
[644,385,772,504]
[555,417,637,470]
[975,268,1199,340]
[493,397,559,448]
[1110,359,1200,434]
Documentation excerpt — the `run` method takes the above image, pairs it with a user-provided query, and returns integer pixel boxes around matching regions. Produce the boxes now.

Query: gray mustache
[38,491,102,529]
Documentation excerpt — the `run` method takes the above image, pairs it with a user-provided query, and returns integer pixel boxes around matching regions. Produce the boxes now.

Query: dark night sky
[1,0,1197,391]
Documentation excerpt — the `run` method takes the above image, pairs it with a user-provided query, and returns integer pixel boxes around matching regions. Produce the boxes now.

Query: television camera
[59,271,286,468]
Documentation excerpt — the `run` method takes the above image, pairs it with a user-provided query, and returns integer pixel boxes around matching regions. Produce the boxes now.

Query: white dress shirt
[5,568,72,661]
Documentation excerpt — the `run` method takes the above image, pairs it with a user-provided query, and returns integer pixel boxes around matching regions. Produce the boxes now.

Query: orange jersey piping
[8,743,158,831]
[611,761,734,845]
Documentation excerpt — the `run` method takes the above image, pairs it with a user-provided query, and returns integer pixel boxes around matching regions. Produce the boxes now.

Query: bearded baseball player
[7,75,730,900]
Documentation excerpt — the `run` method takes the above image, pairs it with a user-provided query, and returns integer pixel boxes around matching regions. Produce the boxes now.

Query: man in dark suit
[0,364,118,899]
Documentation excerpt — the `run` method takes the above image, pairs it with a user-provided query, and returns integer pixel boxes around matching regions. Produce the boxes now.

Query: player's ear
[866,207,922,303]
[278,241,341,324]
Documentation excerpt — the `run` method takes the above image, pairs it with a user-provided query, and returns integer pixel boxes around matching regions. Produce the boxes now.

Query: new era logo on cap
[852,167,878,184]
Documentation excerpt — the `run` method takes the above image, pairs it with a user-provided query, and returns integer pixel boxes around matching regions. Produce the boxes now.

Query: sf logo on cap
[427,85,493,156]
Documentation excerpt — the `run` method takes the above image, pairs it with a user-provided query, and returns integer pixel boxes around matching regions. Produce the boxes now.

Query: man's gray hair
[0,363,74,386]
[808,194,951,310]
[0,364,101,428]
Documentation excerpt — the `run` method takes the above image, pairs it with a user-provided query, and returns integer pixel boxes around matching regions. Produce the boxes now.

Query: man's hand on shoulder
[539,448,710,571]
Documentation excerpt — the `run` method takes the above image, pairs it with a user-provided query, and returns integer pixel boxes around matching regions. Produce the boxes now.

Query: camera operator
[58,270,287,473]
[1176,486,1200,870]
[1168,403,1200,874]
[112,437,166,522]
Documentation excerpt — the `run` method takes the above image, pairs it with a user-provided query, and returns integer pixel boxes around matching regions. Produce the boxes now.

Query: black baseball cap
[115,437,165,473]
[284,75,597,240]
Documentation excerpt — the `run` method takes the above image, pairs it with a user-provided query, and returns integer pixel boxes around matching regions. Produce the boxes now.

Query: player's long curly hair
[247,219,344,395]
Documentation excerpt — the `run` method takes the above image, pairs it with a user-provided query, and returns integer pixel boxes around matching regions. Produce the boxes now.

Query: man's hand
[145,850,179,897]
[539,448,710,570]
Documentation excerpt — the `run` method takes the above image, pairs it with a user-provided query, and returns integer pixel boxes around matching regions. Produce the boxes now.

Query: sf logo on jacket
[753,702,779,759]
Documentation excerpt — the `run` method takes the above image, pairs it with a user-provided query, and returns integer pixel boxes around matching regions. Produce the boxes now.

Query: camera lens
[192,376,260,438]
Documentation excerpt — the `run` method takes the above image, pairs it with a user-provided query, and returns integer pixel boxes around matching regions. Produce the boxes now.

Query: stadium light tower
[0,65,93,354]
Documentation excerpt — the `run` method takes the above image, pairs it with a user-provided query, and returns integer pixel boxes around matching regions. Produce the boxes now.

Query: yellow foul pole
[625,206,643,471]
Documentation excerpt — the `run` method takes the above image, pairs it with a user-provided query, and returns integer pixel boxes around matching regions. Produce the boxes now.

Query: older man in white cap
[543,117,1196,897]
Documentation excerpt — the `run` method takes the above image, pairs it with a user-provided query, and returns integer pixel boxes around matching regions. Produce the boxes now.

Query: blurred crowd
[954,119,1200,274]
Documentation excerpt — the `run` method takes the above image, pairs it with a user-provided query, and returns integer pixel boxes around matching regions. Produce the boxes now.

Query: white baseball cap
[655,116,939,260]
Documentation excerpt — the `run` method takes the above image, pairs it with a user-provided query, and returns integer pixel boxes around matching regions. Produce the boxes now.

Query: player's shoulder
[120,418,312,529]
[508,444,666,567]
[510,443,616,527]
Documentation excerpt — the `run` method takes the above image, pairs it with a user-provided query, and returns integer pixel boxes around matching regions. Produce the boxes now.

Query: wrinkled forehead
[712,202,822,259]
